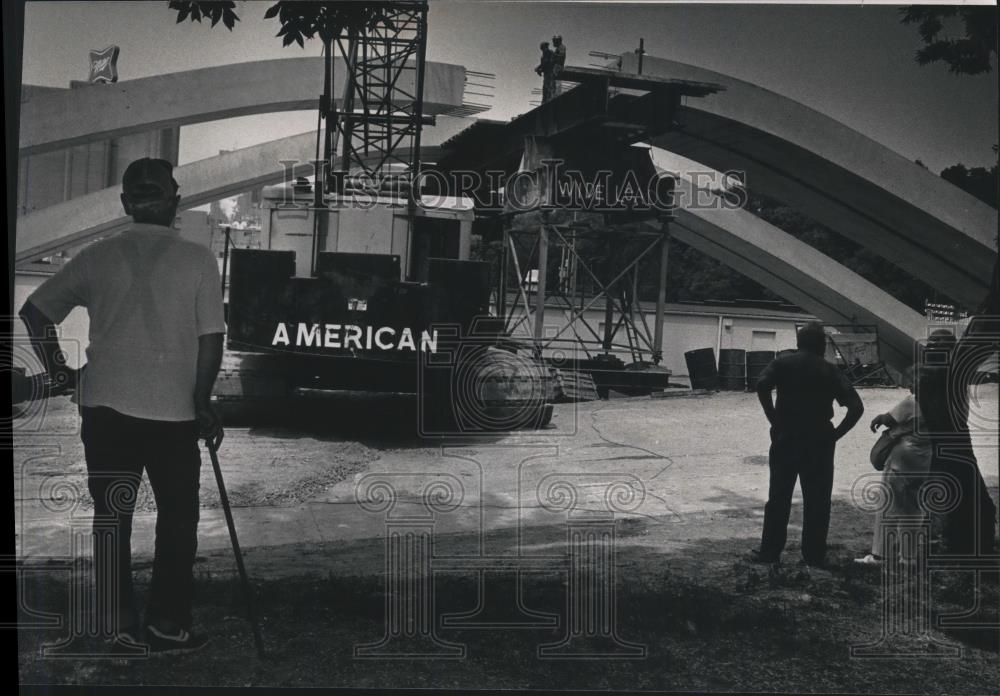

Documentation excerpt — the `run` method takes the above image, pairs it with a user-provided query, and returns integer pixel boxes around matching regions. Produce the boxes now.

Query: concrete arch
[15,133,443,264]
[659,164,927,373]
[626,53,997,310]
[19,57,472,156]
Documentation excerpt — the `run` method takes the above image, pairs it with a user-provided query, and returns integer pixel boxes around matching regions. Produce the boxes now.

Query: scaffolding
[306,1,430,275]
[498,212,673,365]
[324,1,429,195]
[429,56,723,379]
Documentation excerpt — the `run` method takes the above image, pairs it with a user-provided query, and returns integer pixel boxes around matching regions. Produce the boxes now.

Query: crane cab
[258,182,474,281]
[222,182,492,393]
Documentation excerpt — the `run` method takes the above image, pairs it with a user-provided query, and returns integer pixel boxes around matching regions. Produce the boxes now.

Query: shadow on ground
[17,500,1000,691]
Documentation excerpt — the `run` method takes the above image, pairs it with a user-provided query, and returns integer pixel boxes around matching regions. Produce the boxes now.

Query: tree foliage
[939,162,999,207]
[168,1,239,30]
[170,1,403,47]
[264,2,401,47]
[900,5,997,75]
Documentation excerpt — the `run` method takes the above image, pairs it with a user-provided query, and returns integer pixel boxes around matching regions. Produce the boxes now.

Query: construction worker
[751,322,865,567]
[536,41,555,103]
[551,35,567,96]
[19,157,226,654]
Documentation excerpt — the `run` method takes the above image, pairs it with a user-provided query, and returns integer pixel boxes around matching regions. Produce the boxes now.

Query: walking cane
[205,438,266,659]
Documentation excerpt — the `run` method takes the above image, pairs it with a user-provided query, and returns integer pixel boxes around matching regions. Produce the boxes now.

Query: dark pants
[759,425,836,564]
[81,406,202,632]
[542,74,556,102]
[929,442,997,554]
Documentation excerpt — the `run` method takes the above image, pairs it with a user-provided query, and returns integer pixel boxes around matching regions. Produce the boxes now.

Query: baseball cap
[122,158,178,201]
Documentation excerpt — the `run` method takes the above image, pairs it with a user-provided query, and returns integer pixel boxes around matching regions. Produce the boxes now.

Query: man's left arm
[755,359,779,428]
[833,374,864,441]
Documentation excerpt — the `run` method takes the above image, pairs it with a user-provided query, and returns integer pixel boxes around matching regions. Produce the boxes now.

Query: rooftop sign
[88,45,119,84]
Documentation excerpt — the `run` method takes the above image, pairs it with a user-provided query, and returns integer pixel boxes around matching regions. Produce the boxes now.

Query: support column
[602,292,615,354]
[499,228,509,321]
[533,217,549,360]
[652,220,670,365]
[602,244,615,355]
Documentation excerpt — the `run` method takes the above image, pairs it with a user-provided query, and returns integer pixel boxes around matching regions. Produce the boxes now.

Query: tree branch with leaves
[169,1,239,30]
[900,6,997,75]
[170,1,402,47]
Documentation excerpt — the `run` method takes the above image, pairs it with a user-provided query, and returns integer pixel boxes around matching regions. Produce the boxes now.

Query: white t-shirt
[27,223,227,421]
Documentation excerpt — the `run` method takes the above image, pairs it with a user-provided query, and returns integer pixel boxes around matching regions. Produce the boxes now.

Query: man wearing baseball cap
[20,157,226,654]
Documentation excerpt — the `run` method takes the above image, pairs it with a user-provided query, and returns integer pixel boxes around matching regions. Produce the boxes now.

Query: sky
[20,1,999,174]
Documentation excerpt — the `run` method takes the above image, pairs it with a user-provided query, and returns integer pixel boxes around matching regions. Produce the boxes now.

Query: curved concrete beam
[15,132,443,264]
[628,53,997,309]
[661,164,926,372]
[19,57,471,156]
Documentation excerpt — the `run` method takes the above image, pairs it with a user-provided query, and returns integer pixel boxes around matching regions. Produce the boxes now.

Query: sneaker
[853,554,883,567]
[145,623,210,655]
[108,628,148,659]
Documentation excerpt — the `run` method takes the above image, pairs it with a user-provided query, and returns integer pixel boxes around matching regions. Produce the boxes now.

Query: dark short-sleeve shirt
[756,350,859,433]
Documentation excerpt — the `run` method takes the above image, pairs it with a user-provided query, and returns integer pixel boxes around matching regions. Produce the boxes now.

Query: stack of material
[551,369,601,402]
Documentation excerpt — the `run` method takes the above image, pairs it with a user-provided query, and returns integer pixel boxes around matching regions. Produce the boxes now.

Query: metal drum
[684,348,719,391]
[718,348,747,391]
[746,350,777,390]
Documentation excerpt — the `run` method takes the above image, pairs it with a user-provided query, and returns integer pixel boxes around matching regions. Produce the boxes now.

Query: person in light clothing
[856,393,933,568]
[20,157,226,654]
